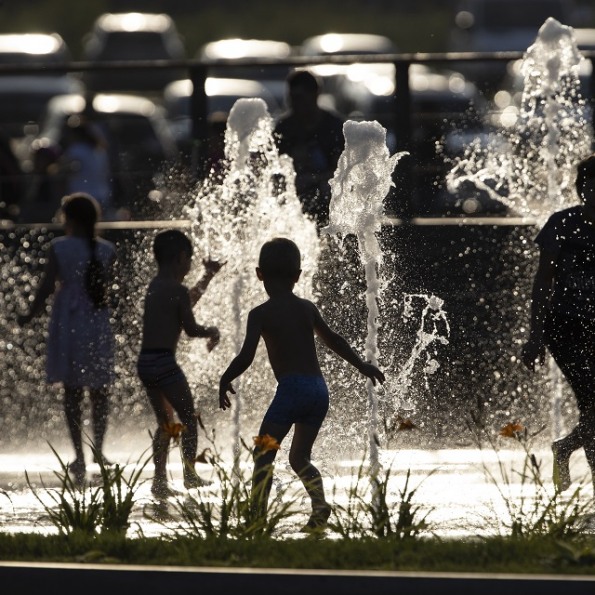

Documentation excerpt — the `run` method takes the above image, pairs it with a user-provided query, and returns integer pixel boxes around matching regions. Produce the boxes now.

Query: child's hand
[203,258,226,275]
[17,313,32,327]
[521,339,545,372]
[360,362,385,386]
[219,382,235,410]
[206,327,220,352]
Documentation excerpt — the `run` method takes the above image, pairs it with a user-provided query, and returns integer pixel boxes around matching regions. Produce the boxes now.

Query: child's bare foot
[183,473,212,489]
[151,480,180,500]
[552,440,571,492]
[302,503,332,532]
[68,458,86,487]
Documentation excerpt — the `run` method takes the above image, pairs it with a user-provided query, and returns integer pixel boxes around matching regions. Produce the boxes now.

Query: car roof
[300,33,397,56]
[0,33,68,62]
[46,92,161,118]
[92,12,176,34]
[199,38,292,60]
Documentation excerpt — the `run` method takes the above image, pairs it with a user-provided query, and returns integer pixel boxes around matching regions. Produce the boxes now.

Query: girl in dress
[18,192,117,483]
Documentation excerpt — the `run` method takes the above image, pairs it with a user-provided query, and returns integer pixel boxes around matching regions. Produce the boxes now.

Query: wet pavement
[1,446,592,538]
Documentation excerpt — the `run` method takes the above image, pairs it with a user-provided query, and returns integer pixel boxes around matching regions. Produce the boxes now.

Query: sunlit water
[1,447,591,538]
[2,19,595,539]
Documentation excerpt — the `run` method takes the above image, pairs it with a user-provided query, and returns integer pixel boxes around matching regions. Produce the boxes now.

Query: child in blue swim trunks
[219,237,385,530]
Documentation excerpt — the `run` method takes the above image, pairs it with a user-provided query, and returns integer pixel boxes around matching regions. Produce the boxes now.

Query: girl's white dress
[46,235,116,388]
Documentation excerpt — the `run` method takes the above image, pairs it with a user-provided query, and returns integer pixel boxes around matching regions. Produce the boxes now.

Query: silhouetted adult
[62,116,113,217]
[274,70,344,228]
[0,129,24,220]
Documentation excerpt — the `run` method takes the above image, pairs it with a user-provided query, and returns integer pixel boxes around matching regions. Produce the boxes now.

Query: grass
[1,532,595,574]
[4,426,595,575]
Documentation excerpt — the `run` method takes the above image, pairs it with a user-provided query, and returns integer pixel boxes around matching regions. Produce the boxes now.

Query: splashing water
[381,294,450,416]
[447,18,593,219]
[323,119,407,469]
[184,98,320,456]
[445,18,594,441]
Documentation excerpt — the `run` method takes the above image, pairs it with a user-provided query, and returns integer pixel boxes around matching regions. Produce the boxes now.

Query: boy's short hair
[258,238,301,280]
[576,154,595,195]
[153,229,193,265]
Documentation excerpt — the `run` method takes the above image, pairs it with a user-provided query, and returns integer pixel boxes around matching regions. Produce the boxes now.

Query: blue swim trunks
[263,374,329,428]
[137,349,186,388]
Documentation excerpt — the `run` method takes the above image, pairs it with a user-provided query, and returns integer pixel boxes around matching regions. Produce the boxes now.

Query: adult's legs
[89,386,109,462]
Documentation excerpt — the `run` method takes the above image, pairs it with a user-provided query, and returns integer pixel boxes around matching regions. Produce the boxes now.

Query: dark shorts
[263,374,329,428]
[137,349,186,389]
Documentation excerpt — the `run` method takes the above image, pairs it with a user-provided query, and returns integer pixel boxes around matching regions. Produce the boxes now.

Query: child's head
[61,193,100,235]
[153,229,193,266]
[576,154,595,203]
[258,238,301,285]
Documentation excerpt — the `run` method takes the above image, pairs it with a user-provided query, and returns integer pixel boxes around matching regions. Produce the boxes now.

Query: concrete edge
[1,562,595,595]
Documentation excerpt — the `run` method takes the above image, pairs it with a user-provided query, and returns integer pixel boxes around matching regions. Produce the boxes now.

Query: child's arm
[188,258,225,306]
[219,309,262,410]
[178,285,220,350]
[312,303,385,385]
[17,247,58,326]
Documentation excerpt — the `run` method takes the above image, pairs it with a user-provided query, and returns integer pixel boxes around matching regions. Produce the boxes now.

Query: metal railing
[1,50,594,221]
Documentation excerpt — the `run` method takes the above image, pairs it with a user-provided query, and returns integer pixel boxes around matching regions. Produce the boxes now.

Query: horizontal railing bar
[0,50,593,75]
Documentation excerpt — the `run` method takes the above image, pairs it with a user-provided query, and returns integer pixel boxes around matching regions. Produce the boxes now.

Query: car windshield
[92,32,171,60]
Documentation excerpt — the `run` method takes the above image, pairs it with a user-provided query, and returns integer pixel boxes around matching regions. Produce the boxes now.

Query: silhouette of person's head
[286,70,321,119]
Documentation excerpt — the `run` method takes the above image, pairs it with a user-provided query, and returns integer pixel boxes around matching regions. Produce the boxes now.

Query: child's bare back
[253,292,323,380]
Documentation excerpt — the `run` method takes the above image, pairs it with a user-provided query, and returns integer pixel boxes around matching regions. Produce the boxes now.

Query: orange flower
[396,415,417,431]
[162,422,186,444]
[499,422,525,439]
[253,434,280,453]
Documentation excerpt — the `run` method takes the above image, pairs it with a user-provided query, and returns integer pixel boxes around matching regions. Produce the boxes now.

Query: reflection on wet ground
[0,448,592,538]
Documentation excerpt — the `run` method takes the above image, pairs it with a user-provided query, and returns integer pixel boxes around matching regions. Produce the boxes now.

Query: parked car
[29,92,179,219]
[163,76,281,155]
[0,75,83,141]
[0,32,71,72]
[0,33,78,200]
[300,32,397,57]
[298,33,398,116]
[198,38,292,107]
[82,12,186,94]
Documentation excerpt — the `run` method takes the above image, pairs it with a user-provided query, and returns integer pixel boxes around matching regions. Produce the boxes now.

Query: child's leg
[160,378,199,485]
[252,420,292,515]
[89,386,109,461]
[289,422,328,510]
[64,385,85,465]
[146,387,174,492]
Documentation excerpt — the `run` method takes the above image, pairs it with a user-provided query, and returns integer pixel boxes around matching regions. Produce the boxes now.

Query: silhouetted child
[18,192,116,484]
[137,229,222,498]
[522,154,595,493]
[219,237,385,530]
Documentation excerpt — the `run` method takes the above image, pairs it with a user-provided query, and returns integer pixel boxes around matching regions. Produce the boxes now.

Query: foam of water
[446,18,593,219]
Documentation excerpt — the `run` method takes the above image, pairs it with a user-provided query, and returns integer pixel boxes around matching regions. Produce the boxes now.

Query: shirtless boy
[137,229,221,498]
[219,237,384,530]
